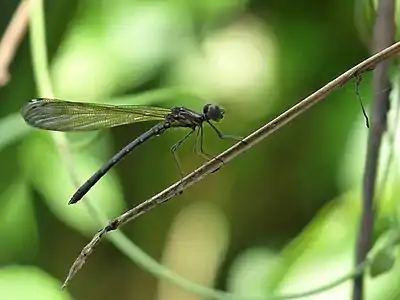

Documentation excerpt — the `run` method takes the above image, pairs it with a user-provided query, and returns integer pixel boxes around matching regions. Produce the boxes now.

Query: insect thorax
[167,107,204,128]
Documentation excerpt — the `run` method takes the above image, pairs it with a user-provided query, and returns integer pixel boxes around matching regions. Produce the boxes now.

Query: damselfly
[21,98,241,204]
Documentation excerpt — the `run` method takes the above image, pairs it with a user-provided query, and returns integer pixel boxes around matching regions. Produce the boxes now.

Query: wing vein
[21,98,171,131]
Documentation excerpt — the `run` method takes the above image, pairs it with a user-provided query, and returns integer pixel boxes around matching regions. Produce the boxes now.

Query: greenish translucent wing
[21,98,171,131]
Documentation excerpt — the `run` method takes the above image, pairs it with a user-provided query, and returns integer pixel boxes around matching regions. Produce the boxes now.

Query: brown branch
[352,1,395,300]
[62,41,400,289]
[0,0,30,88]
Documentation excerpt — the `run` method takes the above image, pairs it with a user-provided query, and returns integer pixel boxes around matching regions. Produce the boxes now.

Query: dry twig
[0,1,30,88]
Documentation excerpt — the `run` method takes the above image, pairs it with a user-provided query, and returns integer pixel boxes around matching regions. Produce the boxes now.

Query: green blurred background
[1,0,400,299]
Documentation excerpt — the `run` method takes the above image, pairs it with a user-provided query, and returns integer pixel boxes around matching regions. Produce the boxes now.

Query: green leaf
[370,249,396,278]
[0,179,38,262]
[20,132,125,235]
[369,229,400,257]
[0,266,72,300]
[0,113,31,151]
[51,1,193,100]
[227,248,280,297]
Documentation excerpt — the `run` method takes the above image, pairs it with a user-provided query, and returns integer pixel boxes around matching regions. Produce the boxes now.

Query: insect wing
[21,98,171,131]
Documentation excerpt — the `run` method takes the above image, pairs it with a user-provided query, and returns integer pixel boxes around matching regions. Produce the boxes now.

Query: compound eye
[203,104,224,122]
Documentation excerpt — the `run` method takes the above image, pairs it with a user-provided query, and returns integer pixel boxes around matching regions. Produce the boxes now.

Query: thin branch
[353,1,395,300]
[0,0,30,88]
[62,41,400,288]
